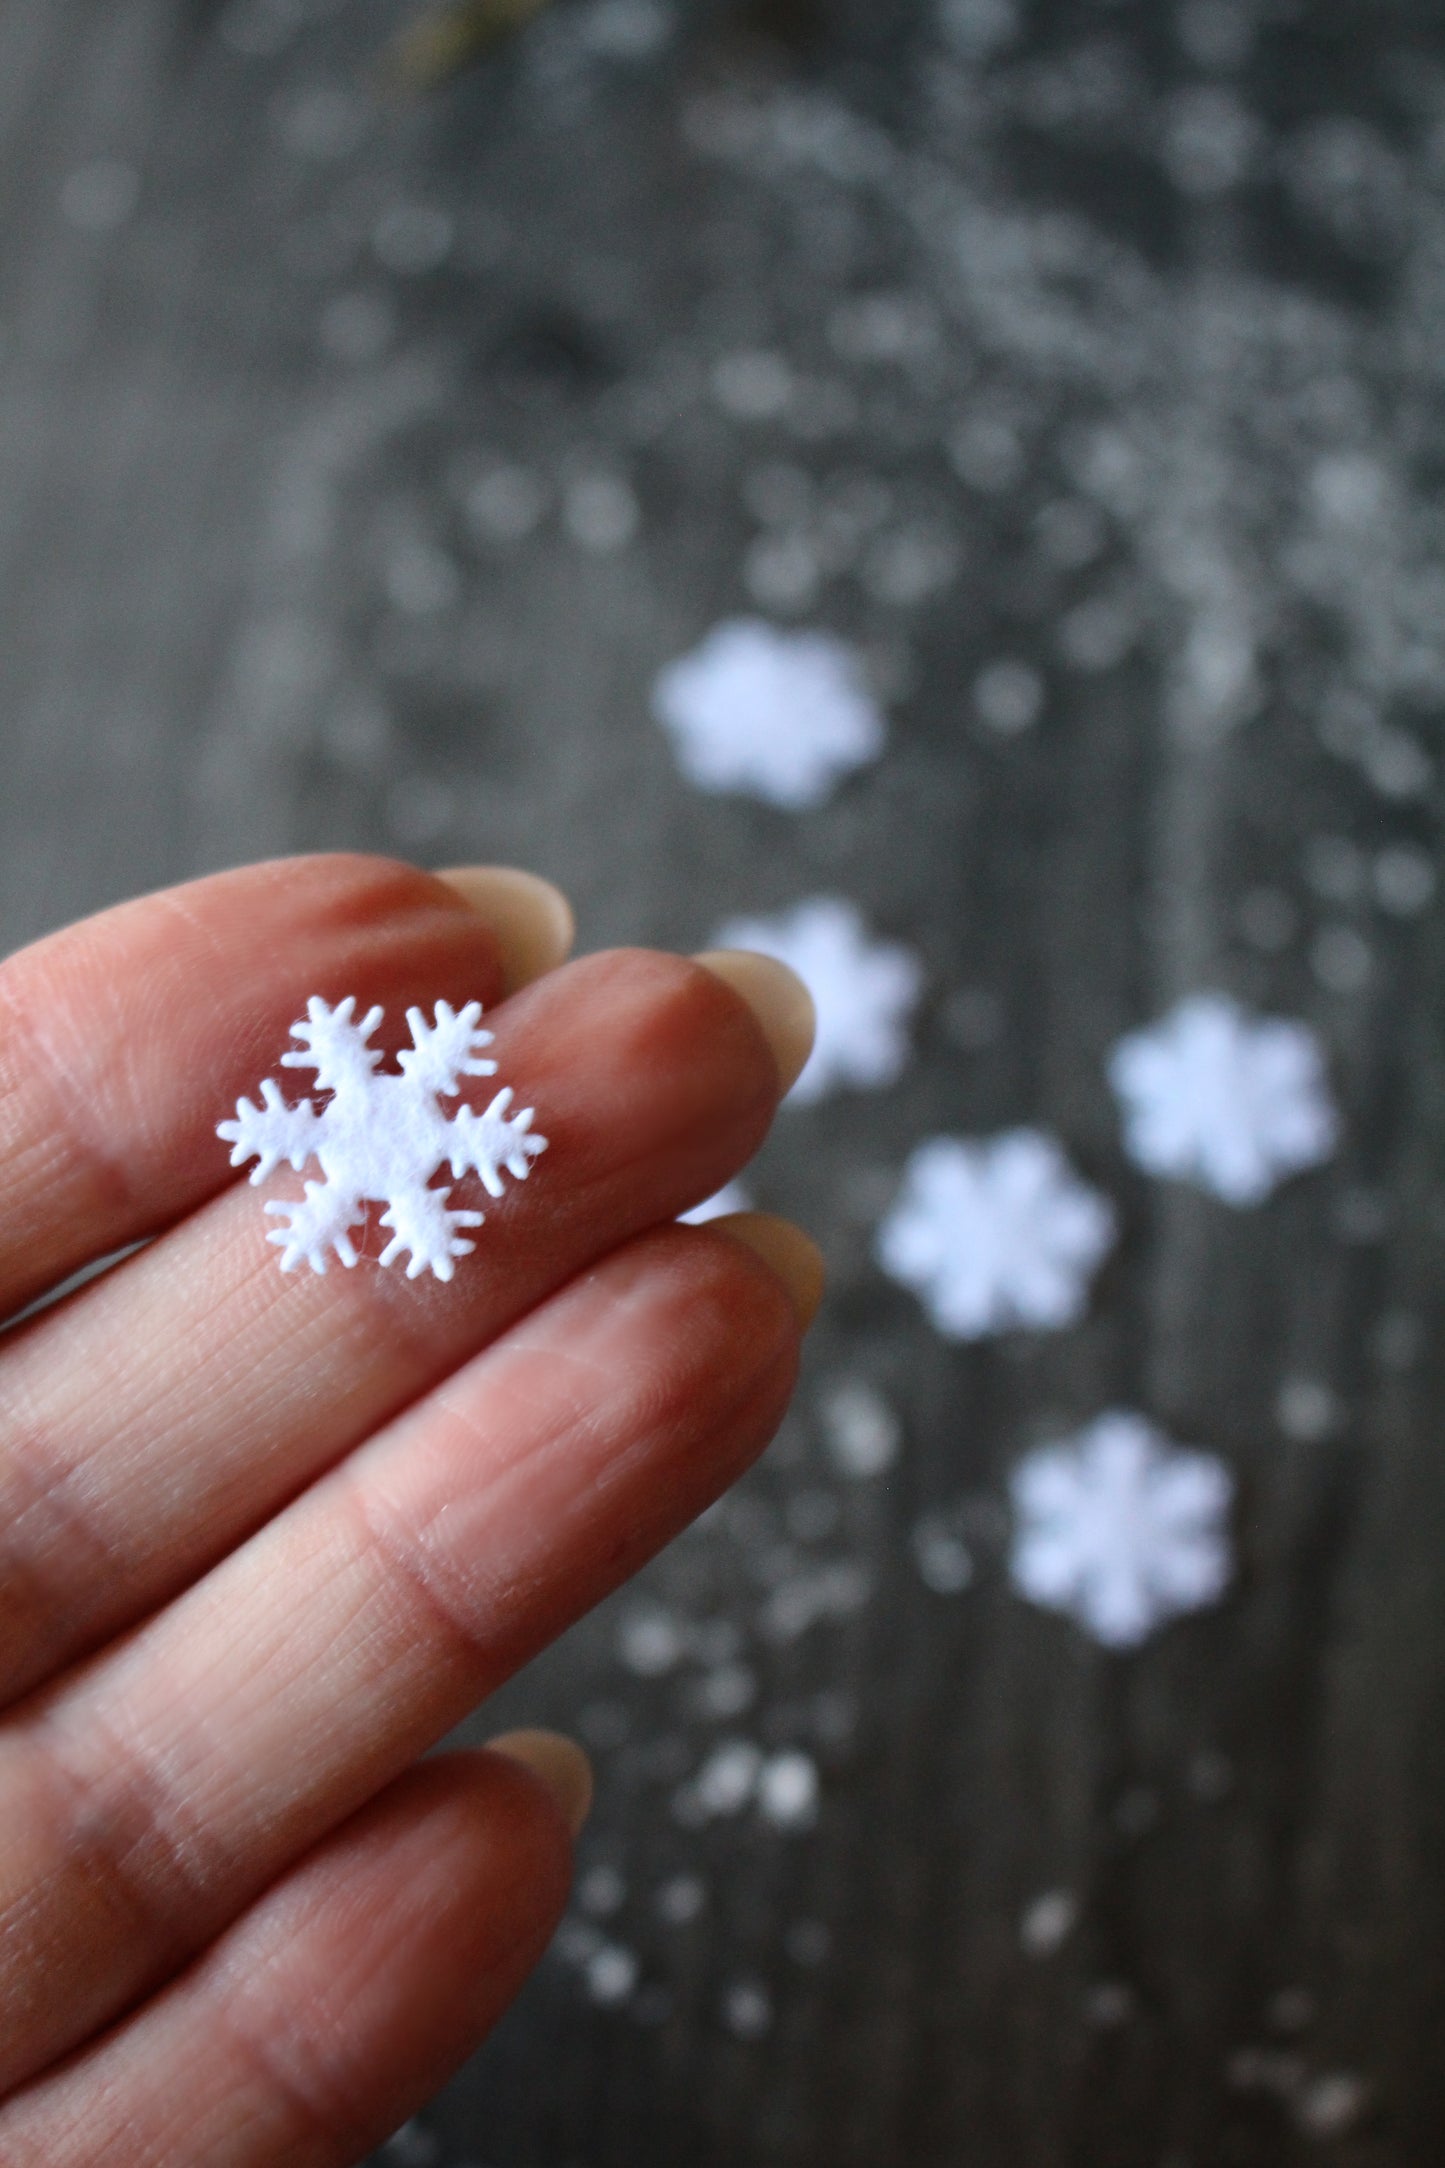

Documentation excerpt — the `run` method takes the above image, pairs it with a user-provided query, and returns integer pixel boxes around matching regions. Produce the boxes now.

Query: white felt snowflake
[652,618,885,808]
[711,897,922,1105]
[876,1130,1115,1339]
[218,995,546,1278]
[1009,1411,1234,1648]
[1108,993,1337,1204]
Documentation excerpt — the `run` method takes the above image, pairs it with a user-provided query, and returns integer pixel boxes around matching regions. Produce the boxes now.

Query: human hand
[0,855,821,2166]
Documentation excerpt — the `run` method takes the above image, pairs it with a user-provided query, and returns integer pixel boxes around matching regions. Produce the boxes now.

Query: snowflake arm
[378,1186,484,1282]
[265,1179,364,1275]
[217,1078,325,1185]
[280,995,385,1092]
[398,999,498,1096]
[445,1087,548,1197]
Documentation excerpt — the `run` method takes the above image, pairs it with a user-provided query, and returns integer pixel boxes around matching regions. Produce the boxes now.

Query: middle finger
[0,946,803,1705]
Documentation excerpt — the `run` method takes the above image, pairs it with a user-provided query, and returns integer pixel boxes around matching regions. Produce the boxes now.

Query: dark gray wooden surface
[4,2,1445,2161]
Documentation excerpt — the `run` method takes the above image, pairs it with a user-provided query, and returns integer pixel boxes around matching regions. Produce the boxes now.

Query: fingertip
[433,867,576,994]
[708,1211,826,1330]
[485,1728,594,1839]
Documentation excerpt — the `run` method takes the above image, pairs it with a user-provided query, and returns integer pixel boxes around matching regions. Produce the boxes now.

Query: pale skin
[0,854,822,2168]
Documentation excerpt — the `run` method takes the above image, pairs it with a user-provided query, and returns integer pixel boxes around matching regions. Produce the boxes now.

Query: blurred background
[5,0,1445,2161]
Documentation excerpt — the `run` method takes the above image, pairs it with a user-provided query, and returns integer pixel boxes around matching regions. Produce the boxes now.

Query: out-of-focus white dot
[1186,1748,1234,1802]
[1368,1310,1423,1372]
[385,774,455,847]
[693,1739,764,1816]
[466,464,548,543]
[912,1513,975,1594]
[743,532,821,611]
[563,473,640,553]
[577,1864,627,1917]
[827,291,937,363]
[1366,729,1431,800]
[1373,843,1436,917]
[939,0,1020,61]
[947,413,1024,493]
[1275,1376,1341,1444]
[1083,1980,1135,2029]
[712,350,793,420]
[585,1944,640,2006]
[278,86,365,161]
[1176,0,1254,68]
[60,160,140,233]
[1266,1987,1317,2034]
[862,524,961,607]
[317,290,394,363]
[582,0,673,59]
[1034,497,1106,569]
[744,462,814,526]
[1237,887,1298,953]
[786,1918,831,1965]
[686,1662,757,1721]
[384,539,461,615]
[1310,924,1372,994]
[1057,595,1137,672]
[1294,2072,1369,2140]
[1161,85,1258,196]
[373,203,454,274]
[975,659,1044,735]
[757,1750,820,1830]
[721,1978,773,2039]
[1303,834,1366,904]
[1020,1889,1078,1959]
[617,1606,685,1677]
[818,1378,901,1479]
[656,1873,707,1925]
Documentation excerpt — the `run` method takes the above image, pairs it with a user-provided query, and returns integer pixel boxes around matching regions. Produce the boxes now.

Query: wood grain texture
[2,3,1444,2163]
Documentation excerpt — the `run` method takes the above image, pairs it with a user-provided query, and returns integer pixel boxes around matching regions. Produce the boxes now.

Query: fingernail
[710,1210,826,1330]
[433,867,576,994]
[486,1728,594,1837]
[693,950,816,1096]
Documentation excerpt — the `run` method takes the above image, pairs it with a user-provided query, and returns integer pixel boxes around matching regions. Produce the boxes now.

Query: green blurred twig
[386,0,555,92]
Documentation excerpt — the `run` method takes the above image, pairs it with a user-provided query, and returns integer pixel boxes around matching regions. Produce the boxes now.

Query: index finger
[0,855,563,1322]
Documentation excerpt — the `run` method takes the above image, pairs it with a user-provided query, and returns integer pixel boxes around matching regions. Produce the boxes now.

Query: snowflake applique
[711,897,922,1105]
[218,995,546,1279]
[1009,1411,1234,1648]
[1108,993,1338,1205]
[876,1130,1115,1339]
[651,618,885,808]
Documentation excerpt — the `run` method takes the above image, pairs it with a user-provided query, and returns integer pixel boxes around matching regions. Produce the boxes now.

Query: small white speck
[1083,1980,1135,2028]
[1057,593,1138,672]
[278,86,365,161]
[373,203,454,275]
[911,1512,975,1594]
[1310,924,1372,995]
[1365,729,1431,800]
[757,1750,820,1830]
[947,413,1024,493]
[577,1864,627,1917]
[786,1918,832,1965]
[692,1739,764,1817]
[721,1977,773,2039]
[1275,1376,1341,1443]
[975,659,1045,736]
[744,532,822,612]
[563,473,640,554]
[712,350,794,420]
[1160,84,1259,196]
[1266,1988,1317,2035]
[656,1873,707,1925]
[1186,1748,1234,1803]
[1020,1888,1078,1958]
[466,465,549,544]
[1368,1309,1423,1372]
[585,1943,640,2006]
[60,160,140,233]
[759,1559,873,1643]
[818,1377,902,1479]
[687,1662,758,1720]
[617,1605,686,1677]
[1373,843,1436,917]
[1294,2070,1369,2140]
[861,523,961,607]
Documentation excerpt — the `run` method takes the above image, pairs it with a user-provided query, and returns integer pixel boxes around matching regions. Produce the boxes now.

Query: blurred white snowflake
[652,619,885,808]
[679,1178,752,1225]
[711,897,921,1104]
[876,1130,1115,1338]
[1108,993,1337,1204]
[1009,1411,1234,1648]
